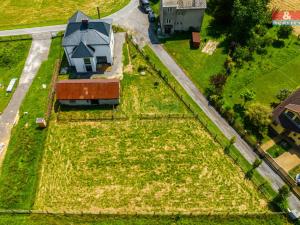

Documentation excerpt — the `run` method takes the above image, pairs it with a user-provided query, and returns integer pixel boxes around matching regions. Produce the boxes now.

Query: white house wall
[63,33,115,73]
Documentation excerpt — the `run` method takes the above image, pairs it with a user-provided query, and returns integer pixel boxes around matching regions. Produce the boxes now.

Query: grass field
[0,37,31,113]
[0,214,291,225]
[0,37,61,209]
[35,40,268,214]
[35,119,267,213]
[0,0,130,30]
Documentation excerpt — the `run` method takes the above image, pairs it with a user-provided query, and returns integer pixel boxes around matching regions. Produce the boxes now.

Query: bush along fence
[128,37,278,203]
[0,35,33,42]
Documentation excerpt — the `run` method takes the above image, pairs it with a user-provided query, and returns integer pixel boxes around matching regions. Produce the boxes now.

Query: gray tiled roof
[62,11,113,47]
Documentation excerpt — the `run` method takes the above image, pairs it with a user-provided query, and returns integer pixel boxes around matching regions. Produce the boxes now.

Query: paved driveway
[0,33,51,163]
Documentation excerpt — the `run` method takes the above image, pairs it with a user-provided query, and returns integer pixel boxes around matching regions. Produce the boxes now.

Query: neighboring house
[62,11,114,73]
[272,89,300,146]
[56,79,120,106]
[160,0,206,34]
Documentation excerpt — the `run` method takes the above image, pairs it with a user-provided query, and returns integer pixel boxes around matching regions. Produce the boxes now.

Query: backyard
[0,0,130,30]
[34,40,269,214]
[0,37,31,113]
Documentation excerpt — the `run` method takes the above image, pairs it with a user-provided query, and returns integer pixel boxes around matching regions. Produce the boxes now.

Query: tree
[240,89,256,105]
[276,89,292,102]
[208,0,234,25]
[210,73,228,93]
[245,103,271,133]
[273,185,290,210]
[252,158,262,169]
[231,0,271,43]
[232,46,253,66]
[277,26,293,39]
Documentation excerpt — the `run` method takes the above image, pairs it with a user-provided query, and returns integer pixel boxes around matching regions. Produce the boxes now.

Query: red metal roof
[56,79,120,100]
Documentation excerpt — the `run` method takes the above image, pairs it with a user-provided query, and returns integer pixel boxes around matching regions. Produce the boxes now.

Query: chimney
[81,19,89,29]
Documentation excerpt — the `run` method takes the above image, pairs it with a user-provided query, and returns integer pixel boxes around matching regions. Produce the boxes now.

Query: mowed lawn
[35,119,267,213]
[0,38,31,113]
[0,0,130,30]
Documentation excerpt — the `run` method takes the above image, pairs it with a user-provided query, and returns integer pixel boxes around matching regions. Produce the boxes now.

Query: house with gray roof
[160,0,206,34]
[63,11,114,73]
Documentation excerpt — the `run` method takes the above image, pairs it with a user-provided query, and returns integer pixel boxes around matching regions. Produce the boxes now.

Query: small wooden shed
[191,32,201,49]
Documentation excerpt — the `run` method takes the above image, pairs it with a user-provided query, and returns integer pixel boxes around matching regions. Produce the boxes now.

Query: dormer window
[295,117,300,126]
[286,110,295,119]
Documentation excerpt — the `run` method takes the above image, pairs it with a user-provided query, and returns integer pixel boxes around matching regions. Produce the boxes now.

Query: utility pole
[97,7,100,19]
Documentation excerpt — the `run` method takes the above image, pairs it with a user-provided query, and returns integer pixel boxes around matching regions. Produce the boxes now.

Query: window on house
[69,100,76,104]
[286,110,295,119]
[166,19,172,24]
[294,116,300,126]
[167,8,172,12]
[84,58,91,65]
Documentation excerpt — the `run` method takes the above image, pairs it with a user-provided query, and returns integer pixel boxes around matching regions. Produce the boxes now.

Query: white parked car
[296,174,300,186]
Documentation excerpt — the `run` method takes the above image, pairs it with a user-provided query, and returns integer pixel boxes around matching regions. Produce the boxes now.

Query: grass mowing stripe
[0,37,61,209]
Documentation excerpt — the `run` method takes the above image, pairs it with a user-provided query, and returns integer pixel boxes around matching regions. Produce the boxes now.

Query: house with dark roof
[271,88,300,146]
[62,11,114,73]
[56,79,120,106]
[160,0,206,34]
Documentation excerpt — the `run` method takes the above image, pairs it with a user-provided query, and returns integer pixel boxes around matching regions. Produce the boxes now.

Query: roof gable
[71,41,95,58]
[69,11,91,23]
[62,11,113,47]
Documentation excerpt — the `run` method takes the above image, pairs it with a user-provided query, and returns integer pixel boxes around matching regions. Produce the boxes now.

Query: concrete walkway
[0,33,51,163]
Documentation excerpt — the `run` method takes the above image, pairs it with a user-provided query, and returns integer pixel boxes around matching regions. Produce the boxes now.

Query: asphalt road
[0,0,299,212]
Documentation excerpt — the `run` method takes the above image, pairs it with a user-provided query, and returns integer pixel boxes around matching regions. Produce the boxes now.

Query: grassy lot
[289,164,300,179]
[0,37,31,113]
[223,36,300,108]
[35,40,270,214]
[0,37,62,209]
[0,214,292,225]
[143,45,277,201]
[35,119,267,213]
[0,0,130,30]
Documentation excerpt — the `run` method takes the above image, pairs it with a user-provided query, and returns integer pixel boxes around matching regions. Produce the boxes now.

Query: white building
[160,0,206,34]
[62,11,114,73]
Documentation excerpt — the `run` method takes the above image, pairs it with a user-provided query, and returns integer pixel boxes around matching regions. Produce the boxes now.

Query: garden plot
[35,119,267,213]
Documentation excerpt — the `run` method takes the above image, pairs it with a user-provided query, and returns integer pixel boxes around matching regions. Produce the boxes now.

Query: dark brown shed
[191,32,201,49]
[56,79,120,100]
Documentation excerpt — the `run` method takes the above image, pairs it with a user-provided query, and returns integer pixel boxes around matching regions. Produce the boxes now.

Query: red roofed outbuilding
[56,79,120,106]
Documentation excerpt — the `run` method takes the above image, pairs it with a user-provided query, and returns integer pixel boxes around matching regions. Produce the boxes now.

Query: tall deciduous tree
[232,0,271,43]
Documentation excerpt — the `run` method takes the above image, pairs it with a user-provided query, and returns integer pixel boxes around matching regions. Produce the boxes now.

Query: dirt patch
[275,147,300,171]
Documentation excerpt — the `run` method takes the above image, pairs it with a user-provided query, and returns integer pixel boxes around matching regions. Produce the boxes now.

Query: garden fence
[0,209,286,217]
